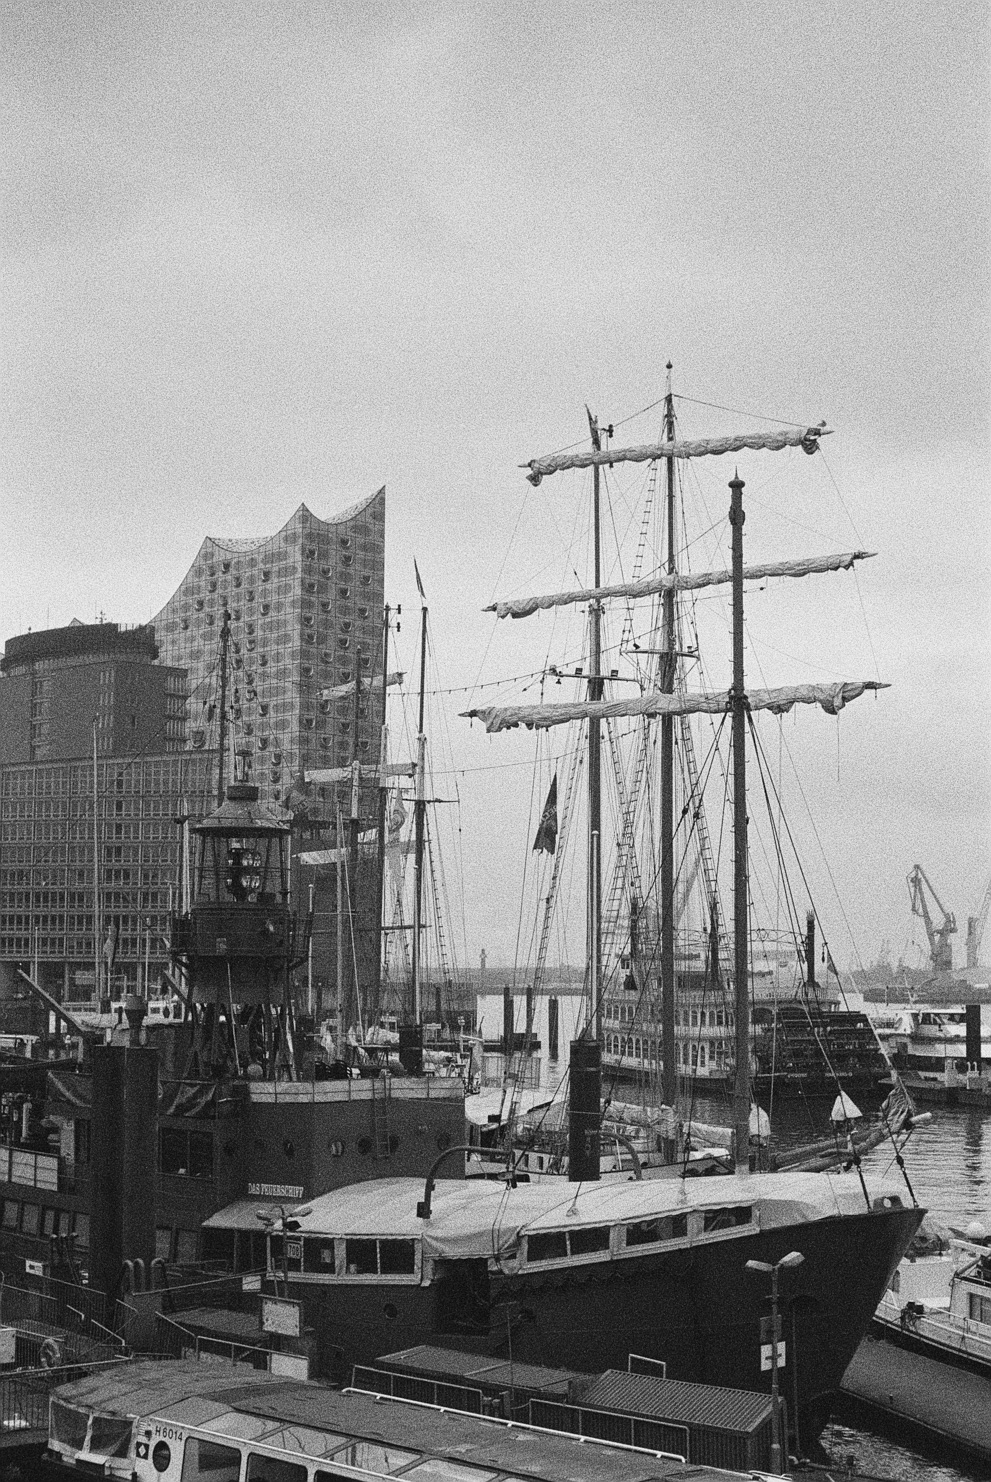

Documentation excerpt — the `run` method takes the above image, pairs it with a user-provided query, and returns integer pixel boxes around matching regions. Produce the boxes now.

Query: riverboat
[44,1358,768,1482]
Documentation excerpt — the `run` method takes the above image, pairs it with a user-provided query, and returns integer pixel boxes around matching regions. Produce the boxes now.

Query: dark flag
[532,774,558,855]
[880,1074,916,1136]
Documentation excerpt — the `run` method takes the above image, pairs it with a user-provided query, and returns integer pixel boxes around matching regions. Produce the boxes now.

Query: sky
[2,0,989,978]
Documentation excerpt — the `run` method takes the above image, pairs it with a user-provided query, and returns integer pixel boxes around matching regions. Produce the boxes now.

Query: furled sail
[523,426,830,486]
[299,830,378,866]
[305,761,415,785]
[463,681,887,733]
[486,551,873,621]
[318,670,404,703]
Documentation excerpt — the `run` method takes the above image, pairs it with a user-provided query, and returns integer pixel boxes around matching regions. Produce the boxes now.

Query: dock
[838,1334,991,1469]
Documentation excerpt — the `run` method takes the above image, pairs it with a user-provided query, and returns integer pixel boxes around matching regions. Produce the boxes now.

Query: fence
[2,1278,108,1335]
[351,1366,485,1413]
[0,1358,133,1442]
[527,1398,688,1461]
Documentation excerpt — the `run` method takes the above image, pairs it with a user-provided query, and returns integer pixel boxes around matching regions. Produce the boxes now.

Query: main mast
[586,409,603,1039]
[729,471,751,1173]
[411,595,428,1026]
[660,364,677,1106]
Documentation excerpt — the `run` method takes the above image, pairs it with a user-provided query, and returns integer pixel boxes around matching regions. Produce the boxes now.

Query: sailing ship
[242,380,924,1449]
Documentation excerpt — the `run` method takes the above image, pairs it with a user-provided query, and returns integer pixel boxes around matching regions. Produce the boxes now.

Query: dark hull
[298,1202,922,1446]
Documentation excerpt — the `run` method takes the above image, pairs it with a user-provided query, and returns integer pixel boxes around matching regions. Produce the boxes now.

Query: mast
[345,643,363,1035]
[92,720,102,1001]
[216,607,231,807]
[660,363,677,1106]
[587,409,603,1039]
[729,472,751,1174]
[411,595,428,1025]
[372,605,391,1026]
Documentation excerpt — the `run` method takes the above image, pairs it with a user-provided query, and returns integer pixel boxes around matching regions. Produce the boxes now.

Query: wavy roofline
[205,489,384,554]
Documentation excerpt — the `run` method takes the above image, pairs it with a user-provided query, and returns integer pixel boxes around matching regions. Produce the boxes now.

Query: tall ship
[193,377,926,1448]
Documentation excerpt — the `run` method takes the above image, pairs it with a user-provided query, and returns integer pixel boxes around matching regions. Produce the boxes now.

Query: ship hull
[301,1201,922,1445]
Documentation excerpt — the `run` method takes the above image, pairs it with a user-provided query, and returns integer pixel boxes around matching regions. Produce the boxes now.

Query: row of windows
[605,1035,729,1067]
[606,1001,732,1030]
[2,760,209,798]
[0,1199,88,1244]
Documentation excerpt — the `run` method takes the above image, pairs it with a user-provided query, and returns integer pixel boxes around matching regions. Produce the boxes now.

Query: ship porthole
[383,1303,398,1320]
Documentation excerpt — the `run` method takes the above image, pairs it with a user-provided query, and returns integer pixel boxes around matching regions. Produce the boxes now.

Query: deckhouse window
[303,1237,336,1272]
[246,1456,306,1482]
[181,1438,241,1482]
[344,1237,415,1275]
[526,1231,568,1262]
[703,1205,752,1232]
[969,1292,991,1325]
[569,1225,610,1256]
[527,1226,609,1261]
[625,1212,688,1248]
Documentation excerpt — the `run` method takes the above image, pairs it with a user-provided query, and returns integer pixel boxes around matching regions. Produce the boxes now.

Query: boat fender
[39,1337,61,1368]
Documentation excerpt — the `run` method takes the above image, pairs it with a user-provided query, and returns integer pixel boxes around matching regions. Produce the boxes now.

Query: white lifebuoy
[39,1338,61,1368]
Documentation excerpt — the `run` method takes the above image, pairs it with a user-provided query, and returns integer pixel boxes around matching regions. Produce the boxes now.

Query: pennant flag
[880,1075,916,1136]
[824,946,840,977]
[414,560,426,602]
[103,923,119,971]
[532,774,558,854]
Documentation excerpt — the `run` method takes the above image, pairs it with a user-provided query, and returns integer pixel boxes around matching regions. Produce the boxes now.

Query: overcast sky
[3,1,989,977]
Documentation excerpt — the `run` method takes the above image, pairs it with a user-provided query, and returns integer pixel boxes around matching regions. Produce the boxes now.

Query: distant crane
[966,877,991,969]
[907,864,957,973]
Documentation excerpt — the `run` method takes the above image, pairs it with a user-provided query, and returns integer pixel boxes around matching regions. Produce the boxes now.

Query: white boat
[875,1221,991,1371]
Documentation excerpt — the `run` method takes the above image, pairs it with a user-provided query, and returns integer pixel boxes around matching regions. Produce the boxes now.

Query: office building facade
[0,622,213,1011]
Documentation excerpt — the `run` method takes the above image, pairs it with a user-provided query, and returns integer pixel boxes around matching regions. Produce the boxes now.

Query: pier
[839,1335,991,1470]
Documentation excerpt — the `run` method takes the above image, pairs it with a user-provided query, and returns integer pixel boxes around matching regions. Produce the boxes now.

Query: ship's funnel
[567,1038,601,1182]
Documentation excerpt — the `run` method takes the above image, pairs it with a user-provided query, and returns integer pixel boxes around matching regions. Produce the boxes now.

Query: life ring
[39,1338,61,1369]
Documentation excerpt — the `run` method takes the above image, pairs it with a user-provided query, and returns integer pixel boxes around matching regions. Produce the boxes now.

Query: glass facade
[151,494,386,830]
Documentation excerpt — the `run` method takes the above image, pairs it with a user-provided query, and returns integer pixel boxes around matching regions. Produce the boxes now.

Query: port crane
[907,863,957,973]
[967,877,991,969]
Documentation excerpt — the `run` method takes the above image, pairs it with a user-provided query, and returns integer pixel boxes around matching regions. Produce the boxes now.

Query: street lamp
[257,1205,312,1295]
[745,1250,804,1472]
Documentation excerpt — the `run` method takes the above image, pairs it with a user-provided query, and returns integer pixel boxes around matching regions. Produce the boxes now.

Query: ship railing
[153,1312,287,1374]
[5,1274,110,1334]
[351,1364,485,1414]
[528,1398,688,1463]
[0,1355,134,1442]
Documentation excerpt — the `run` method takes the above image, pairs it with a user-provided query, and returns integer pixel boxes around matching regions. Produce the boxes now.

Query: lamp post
[257,1204,311,1296]
[745,1250,804,1472]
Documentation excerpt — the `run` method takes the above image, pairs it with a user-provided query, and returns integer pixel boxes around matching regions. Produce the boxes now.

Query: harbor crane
[967,877,991,969]
[907,863,957,973]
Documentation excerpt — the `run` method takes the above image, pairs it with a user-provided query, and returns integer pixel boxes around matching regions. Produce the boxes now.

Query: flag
[414,560,426,602]
[880,1075,916,1136]
[103,923,119,971]
[824,947,840,977]
[532,774,558,854]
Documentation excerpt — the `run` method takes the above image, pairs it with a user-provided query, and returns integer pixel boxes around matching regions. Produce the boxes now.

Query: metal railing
[0,1357,134,1441]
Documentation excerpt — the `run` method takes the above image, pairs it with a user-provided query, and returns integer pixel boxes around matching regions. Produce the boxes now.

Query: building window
[159,1127,213,1178]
